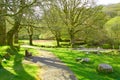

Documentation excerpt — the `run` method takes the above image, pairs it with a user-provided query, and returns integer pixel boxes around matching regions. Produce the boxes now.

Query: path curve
[22,45,77,80]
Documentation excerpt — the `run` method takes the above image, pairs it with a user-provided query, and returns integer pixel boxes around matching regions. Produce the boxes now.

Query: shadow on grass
[13,51,35,80]
[0,67,16,80]
[0,47,36,80]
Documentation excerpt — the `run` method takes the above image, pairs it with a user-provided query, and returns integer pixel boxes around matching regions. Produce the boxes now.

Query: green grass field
[0,47,40,80]
[17,40,120,80]
[43,48,120,80]
[19,40,56,47]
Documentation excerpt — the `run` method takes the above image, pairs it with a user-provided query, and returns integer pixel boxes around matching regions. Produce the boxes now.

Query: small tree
[41,4,63,47]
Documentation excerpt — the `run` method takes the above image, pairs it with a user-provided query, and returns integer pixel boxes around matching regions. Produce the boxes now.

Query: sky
[97,0,120,5]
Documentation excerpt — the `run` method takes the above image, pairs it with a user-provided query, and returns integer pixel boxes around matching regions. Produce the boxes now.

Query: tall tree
[39,0,106,47]
[41,6,62,47]
[53,0,100,47]
[6,0,36,46]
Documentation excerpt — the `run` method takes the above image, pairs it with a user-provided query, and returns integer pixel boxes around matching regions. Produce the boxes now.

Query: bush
[102,44,112,49]
[102,44,120,49]
[113,44,119,49]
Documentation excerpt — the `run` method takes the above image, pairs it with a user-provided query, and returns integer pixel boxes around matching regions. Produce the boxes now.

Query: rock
[97,63,113,73]
[82,58,90,63]
[75,57,90,63]
[25,50,32,57]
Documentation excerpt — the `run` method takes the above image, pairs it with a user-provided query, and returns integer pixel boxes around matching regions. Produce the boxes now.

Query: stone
[97,63,113,73]
[25,50,32,57]
[82,58,90,62]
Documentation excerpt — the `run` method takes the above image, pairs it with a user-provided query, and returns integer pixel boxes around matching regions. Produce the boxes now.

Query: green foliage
[105,16,120,25]
[113,44,119,49]
[102,44,112,49]
[105,16,120,44]
[44,48,120,80]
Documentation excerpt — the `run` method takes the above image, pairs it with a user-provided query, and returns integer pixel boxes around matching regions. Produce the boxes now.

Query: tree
[21,3,42,45]
[41,6,62,47]
[105,16,120,45]
[39,0,107,47]
[7,0,37,46]
[52,0,102,47]
[0,0,37,46]
[81,6,109,46]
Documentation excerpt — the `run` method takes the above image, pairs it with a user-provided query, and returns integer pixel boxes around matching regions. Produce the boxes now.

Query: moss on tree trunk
[0,4,6,46]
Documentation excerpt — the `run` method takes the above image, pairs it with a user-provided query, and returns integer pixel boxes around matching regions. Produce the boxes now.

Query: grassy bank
[0,47,40,80]
[43,48,120,80]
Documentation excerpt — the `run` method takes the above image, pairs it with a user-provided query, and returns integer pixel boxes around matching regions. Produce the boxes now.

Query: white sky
[97,0,120,5]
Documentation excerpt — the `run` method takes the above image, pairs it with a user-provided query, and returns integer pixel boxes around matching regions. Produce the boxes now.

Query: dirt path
[22,45,77,80]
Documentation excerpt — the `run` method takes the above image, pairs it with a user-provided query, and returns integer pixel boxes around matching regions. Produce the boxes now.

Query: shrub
[113,44,119,49]
[102,44,112,49]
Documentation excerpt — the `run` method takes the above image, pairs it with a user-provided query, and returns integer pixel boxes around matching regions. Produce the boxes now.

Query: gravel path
[22,45,77,80]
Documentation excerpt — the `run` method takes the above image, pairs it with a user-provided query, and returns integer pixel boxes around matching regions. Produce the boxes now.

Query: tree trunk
[14,31,19,44]
[0,16,6,46]
[0,2,6,46]
[29,35,33,45]
[56,38,60,47]
[69,29,75,48]
[70,33,75,48]
[0,59,3,68]
[7,14,22,46]
[7,17,21,46]
[55,32,61,47]
[7,30,14,46]
[7,0,25,46]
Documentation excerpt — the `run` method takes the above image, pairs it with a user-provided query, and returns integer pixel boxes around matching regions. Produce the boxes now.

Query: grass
[19,40,70,48]
[0,47,40,80]
[43,48,120,80]
[19,40,56,47]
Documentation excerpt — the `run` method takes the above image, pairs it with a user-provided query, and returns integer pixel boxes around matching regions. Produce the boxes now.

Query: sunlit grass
[19,40,56,47]
[43,48,120,80]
